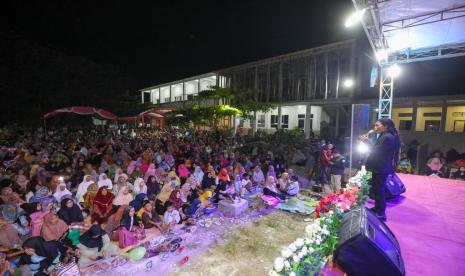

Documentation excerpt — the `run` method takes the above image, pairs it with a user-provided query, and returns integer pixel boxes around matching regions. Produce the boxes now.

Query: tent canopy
[353,0,465,65]
[43,106,118,120]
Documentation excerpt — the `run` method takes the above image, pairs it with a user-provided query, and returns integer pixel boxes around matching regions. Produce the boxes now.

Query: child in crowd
[454,167,465,180]
[286,175,300,196]
[163,202,181,231]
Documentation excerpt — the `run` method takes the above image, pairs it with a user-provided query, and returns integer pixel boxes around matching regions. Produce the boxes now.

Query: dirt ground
[174,210,308,276]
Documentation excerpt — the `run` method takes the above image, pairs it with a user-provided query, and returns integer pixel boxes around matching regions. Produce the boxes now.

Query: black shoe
[376,214,387,222]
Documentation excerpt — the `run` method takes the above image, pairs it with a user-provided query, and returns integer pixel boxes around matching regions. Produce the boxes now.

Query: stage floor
[381,174,465,276]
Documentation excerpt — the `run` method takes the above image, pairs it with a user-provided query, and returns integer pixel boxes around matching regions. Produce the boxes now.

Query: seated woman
[91,187,115,225]
[263,176,286,200]
[286,175,300,196]
[83,182,99,211]
[40,213,68,242]
[0,218,22,252]
[77,224,117,268]
[105,186,133,233]
[252,166,265,187]
[53,183,72,203]
[133,178,147,195]
[145,176,161,200]
[139,201,163,232]
[201,172,215,190]
[1,201,19,224]
[58,198,84,226]
[163,202,181,231]
[220,181,239,202]
[20,236,68,276]
[116,206,146,249]
[155,181,174,215]
[169,189,186,218]
[129,193,148,212]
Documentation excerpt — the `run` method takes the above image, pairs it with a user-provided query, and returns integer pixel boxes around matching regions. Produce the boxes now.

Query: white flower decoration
[284,261,291,268]
[274,257,284,272]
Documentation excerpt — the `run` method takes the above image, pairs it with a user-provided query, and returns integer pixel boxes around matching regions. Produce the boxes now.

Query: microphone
[367,130,375,137]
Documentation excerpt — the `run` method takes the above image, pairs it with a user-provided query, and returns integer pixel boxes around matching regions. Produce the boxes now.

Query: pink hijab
[144,164,157,182]
[178,164,190,178]
[127,161,136,175]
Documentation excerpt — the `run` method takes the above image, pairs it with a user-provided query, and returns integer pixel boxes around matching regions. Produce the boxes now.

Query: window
[399,120,412,131]
[174,96,182,101]
[271,115,278,128]
[164,97,171,103]
[281,115,289,129]
[425,120,440,132]
[398,113,413,117]
[187,95,195,101]
[298,114,305,129]
[257,114,265,128]
[423,112,442,117]
[454,120,465,132]
[143,92,151,103]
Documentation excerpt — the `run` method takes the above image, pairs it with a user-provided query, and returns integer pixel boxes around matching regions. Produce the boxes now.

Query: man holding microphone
[360,118,401,221]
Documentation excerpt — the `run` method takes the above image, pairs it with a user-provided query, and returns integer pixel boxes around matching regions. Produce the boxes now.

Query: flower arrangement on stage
[269,170,372,276]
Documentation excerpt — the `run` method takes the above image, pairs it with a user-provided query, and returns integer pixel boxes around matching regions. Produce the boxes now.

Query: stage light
[387,64,401,78]
[357,143,369,154]
[345,8,366,28]
[343,79,354,88]
[375,50,388,62]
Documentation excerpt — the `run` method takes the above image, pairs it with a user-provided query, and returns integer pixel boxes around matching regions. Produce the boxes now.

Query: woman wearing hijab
[263,175,286,200]
[1,201,19,224]
[129,193,147,212]
[253,166,265,186]
[113,186,133,207]
[58,198,83,225]
[91,187,115,224]
[83,182,99,210]
[0,218,21,250]
[201,172,215,190]
[21,237,68,276]
[215,168,230,186]
[193,166,204,184]
[144,163,156,182]
[146,176,160,200]
[126,160,136,176]
[29,186,51,205]
[133,178,147,195]
[117,206,146,248]
[53,183,72,202]
[40,213,68,241]
[76,175,93,203]
[77,224,117,268]
[97,173,113,190]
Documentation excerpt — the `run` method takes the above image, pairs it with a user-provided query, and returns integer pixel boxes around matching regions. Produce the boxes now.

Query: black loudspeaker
[334,207,405,276]
[386,173,406,199]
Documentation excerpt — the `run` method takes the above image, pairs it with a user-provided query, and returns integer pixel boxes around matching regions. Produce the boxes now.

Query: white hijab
[133,177,147,194]
[98,173,113,189]
[76,175,93,202]
[53,183,72,202]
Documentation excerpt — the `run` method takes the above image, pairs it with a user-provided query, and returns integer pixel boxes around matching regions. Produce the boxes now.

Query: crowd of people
[0,126,317,275]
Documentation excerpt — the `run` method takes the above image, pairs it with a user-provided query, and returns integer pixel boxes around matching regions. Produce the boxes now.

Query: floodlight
[375,50,388,62]
[357,143,369,154]
[343,79,354,88]
[345,8,366,28]
[387,64,401,78]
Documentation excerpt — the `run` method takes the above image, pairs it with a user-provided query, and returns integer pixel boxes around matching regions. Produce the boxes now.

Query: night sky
[2,0,465,96]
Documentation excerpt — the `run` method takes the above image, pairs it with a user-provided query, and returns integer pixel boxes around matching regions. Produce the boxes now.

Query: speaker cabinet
[335,207,405,276]
[386,173,406,199]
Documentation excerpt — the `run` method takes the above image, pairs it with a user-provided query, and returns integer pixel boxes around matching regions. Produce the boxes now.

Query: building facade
[141,40,359,138]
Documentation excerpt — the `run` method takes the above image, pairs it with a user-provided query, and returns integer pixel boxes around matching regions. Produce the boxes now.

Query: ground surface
[174,210,308,276]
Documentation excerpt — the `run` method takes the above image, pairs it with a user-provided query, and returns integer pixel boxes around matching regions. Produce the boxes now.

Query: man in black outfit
[361,118,400,222]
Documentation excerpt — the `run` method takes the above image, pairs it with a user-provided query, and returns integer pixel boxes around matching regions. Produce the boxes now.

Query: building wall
[392,107,413,129]
[400,131,465,154]
[237,105,328,133]
[445,106,465,132]
[415,106,442,131]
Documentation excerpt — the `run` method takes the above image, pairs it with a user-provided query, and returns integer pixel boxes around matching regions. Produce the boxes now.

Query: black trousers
[371,173,388,216]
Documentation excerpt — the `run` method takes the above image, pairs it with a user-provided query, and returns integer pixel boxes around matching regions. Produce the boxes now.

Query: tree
[166,86,274,128]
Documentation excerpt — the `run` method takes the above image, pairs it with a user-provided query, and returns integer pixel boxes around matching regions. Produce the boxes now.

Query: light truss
[378,69,394,119]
